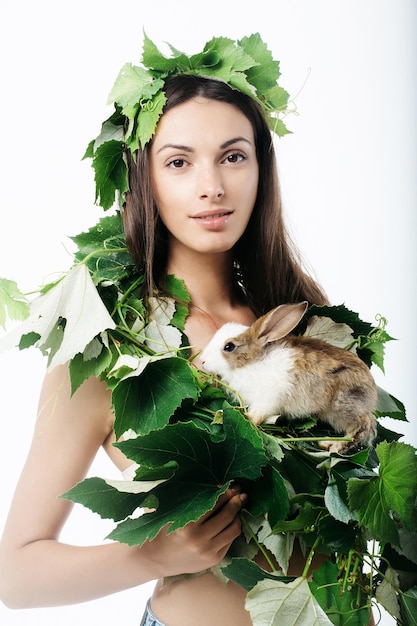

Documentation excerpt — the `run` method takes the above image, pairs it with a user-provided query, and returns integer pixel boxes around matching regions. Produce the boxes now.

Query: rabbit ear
[257,301,308,344]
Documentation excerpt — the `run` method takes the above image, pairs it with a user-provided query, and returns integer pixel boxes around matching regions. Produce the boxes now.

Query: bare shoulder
[36,364,114,443]
[37,366,133,473]
[39,364,112,414]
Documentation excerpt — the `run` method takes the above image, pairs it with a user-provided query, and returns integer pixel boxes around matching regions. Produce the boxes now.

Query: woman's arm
[0,365,246,608]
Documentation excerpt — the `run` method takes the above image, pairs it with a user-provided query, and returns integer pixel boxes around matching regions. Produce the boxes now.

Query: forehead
[151,97,255,148]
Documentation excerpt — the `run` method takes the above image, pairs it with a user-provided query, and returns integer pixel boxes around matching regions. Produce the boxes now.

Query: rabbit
[200,301,378,453]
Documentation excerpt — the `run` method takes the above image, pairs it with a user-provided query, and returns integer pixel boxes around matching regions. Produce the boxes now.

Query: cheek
[153,174,190,219]
[152,183,175,226]
[241,170,259,215]
[242,165,259,196]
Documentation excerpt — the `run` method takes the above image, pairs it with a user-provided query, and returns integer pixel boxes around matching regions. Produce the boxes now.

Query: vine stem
[302,536,321,579]
[278,436,351,443]
[80,246,128,266]
[240,512,277,573]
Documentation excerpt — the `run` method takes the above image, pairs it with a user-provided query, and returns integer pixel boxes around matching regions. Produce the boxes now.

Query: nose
[198,164,224,200]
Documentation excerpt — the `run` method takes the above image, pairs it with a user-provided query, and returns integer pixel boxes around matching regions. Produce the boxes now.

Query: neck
[166,250,237,313]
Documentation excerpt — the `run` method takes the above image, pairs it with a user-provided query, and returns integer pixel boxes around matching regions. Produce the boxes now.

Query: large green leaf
[111,357,200,438]
[106,408,267,545]
[348,441,417,545]
[116,405,266,482]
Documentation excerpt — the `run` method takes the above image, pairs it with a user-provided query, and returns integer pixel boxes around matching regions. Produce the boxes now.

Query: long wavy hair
[123,74,328,315]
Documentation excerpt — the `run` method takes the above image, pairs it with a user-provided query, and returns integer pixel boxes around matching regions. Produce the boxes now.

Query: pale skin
[0,98,372,626]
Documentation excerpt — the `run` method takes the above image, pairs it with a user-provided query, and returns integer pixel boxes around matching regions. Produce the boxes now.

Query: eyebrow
[156,136,252,154]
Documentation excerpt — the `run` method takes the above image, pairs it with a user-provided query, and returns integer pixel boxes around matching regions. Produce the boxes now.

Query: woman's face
[150,97,259,259]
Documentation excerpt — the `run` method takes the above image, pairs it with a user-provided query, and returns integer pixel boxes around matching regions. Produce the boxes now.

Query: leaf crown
[83,32,292,211]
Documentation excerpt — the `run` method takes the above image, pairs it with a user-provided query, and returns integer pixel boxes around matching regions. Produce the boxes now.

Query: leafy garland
[0,212,416,625]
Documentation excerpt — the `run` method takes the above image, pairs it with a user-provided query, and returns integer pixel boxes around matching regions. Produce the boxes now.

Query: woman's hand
[142,485,248,578]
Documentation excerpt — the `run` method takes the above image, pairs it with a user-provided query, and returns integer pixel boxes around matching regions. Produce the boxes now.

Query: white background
[0,1,415,624]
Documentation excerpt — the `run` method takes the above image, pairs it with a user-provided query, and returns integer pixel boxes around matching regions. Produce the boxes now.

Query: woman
[0,46,330,626]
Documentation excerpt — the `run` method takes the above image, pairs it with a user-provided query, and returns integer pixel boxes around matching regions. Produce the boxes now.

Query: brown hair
[123,75,328,315]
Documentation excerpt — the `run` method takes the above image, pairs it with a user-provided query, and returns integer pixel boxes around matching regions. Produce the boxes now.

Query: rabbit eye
[223,342,236,353]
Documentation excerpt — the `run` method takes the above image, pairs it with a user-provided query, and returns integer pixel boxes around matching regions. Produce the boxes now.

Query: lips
[191,209,233,230]
[192,209,233,220]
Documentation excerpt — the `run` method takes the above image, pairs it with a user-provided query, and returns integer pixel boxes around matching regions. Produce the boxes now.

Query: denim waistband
[139,600,167,626]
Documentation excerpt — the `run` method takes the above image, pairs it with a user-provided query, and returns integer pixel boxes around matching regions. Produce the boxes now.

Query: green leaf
[62,476,149,521]
[107,62,163,109]
[310,561,370,625]
[399,587,417,626]
[325,476,357,525]
[108,480,227,545]
[111,357,200,438]
[222,557,293,592]
[91,140,129,210]
[375,566,402,621]
[260,430,285,462]
[164,274,190,330]
[244,464,289,527]
[69,344,113,395]
[325,459,376,524]
[304,305,373,338]
[142,31,183,72]
[375,386,407,421]
[281,447,325,496]
[272,501,324,537]
[239,33,281,92]
[348,441,417,545]
[136,92,166,148]
[18,331,41,350]
[317,516,358,553]
[0,264,116,369]
[246,576,332,625]
[72,214,126,254]
[0,278,29,329]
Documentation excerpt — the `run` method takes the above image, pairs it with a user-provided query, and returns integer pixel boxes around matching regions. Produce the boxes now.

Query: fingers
[148,486,249,576]
[197,485,248,553]
[199,483,245,522]
[204,491,248,563]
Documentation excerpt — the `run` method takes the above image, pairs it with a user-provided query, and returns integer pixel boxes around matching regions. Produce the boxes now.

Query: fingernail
[230,483,241,494]
[240,493,248,503]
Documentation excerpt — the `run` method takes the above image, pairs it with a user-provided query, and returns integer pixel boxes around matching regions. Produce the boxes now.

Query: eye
[223,342,236,353]
[223,152,246,164]
[167,158,187,169]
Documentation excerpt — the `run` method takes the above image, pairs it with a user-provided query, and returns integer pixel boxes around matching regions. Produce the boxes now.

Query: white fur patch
[201,326,296,423]
[226,346,296,419]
